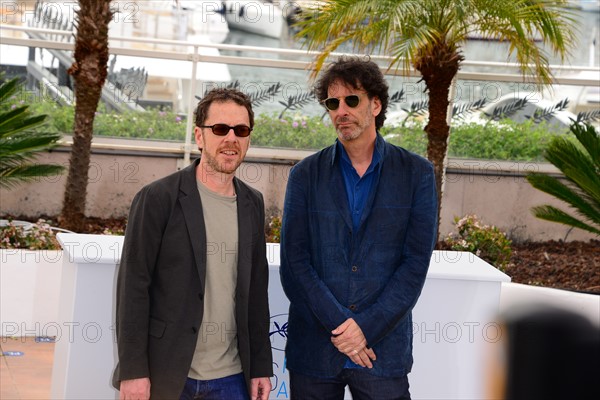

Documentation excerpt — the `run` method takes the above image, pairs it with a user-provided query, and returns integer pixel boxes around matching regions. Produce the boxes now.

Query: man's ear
[372,96,382,117]
[194,126,203,150]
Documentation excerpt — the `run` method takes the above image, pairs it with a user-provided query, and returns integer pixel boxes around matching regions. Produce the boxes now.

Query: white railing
[1,24,599,164]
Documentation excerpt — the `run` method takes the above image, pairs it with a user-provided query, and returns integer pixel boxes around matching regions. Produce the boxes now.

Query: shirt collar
[331,132,385,168]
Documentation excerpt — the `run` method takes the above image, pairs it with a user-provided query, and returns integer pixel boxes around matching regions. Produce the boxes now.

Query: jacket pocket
[149,317,166,338]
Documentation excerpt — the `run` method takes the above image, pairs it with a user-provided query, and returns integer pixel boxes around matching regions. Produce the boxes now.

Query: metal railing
[1,24,599,164]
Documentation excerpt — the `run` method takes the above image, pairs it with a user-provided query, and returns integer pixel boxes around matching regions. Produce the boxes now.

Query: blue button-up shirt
[338,140,382,231]
[280,133,438,378]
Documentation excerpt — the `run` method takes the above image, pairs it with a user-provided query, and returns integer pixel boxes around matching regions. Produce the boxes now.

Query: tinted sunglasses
[321,94,361,111]
[199,124,252,137]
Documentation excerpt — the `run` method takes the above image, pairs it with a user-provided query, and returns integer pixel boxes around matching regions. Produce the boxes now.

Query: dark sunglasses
[199,124,252,137]
[321,94,361,111]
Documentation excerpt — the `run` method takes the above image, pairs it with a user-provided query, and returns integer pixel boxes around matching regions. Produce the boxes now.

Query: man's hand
[331,318,377,368]
[119,377,150,400]
[250,377,272,400]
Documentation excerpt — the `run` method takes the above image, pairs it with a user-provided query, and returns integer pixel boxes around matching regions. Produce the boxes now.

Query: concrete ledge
[0,136,596,241]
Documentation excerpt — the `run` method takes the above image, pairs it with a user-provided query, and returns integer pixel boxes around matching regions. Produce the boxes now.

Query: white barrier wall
[51,234,122,400]
[0,249,63,337]
[49,235,510,400]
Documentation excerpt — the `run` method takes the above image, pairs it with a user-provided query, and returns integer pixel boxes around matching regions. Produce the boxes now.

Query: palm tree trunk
[416,42,462,243]
[60,0,113,232]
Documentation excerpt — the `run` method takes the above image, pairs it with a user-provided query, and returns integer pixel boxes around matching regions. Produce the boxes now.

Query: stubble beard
[335,102,374,142]
[203,146,242,175]
[336,115,372,142]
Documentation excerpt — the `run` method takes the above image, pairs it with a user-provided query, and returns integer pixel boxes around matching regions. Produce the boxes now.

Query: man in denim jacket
[280,56,438,399]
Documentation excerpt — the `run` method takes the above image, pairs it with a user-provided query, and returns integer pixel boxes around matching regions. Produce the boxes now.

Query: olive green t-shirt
[189,180,242,380]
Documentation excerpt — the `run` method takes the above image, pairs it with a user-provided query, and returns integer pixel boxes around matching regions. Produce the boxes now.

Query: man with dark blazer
[280,57,438,399]
[113,88,273,400]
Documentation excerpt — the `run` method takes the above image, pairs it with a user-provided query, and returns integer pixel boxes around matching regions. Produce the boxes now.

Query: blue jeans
[180,373,249,400]
[290,369,410,400]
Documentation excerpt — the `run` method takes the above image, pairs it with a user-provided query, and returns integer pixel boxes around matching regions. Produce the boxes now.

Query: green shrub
[251,113,337,150]
[30,102,187,141]
[93,108,187,140]
[0,219,61,250]
[265,215,282,243]
[444,214,512,271]
[26,100,580,161]
[383,120,569,161]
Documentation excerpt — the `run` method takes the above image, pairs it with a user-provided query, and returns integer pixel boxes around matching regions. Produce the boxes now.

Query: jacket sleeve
[280,165,351,333]
[248,192,274,378]
[354,160,438,347]
[114,183,170,382]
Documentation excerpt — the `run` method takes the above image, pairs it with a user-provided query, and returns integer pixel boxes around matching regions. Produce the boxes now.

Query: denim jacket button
[352,265,358,272]
[349,304,356,310]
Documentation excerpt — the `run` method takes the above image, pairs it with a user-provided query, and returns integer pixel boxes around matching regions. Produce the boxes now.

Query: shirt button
[349,304,356,310]
[352,265,358,272]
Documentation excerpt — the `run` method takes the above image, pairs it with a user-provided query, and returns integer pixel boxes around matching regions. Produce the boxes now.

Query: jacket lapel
[234,178,252,299]
[329,169,353,231]
[179,159,207,295]
[358,162,383,230]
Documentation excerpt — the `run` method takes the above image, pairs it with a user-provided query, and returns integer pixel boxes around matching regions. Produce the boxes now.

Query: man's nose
[223,128,238,140]
[336,99,352,113]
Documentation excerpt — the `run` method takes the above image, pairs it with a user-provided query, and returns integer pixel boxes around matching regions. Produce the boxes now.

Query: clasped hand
[331,318,376,368]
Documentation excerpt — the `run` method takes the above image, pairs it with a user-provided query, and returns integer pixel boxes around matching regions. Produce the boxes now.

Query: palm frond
[531,205,600,236]
[0,132,63,156]
[527,173,600,227]
[0,77,20,103]
[0,110,47,136]
[525,98,569,123]
[249,83,282,107]
[389,90,406,107]
[0,164,65,190]
[484,97,530,121]
[543,129,600,203]
[527,122,600,236]
[0,77,64,189]
[452,98,488,120]
[402,100,429,116]
[570,121,600,170]
[278,91,316,119]
[576,110,600,124]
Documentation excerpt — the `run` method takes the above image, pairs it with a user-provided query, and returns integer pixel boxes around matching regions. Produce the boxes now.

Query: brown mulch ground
[4,215,600,294]
[506,240,600,294]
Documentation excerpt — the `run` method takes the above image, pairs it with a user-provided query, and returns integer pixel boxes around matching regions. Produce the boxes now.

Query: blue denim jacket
[280,134,438,378]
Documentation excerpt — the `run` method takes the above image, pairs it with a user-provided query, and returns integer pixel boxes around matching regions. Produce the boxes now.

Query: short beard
[336,115,372,142]
[335,104,373,142]
[202,148,241,175]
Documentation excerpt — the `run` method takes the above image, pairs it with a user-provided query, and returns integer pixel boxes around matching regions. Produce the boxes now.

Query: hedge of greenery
[27,102,574,161]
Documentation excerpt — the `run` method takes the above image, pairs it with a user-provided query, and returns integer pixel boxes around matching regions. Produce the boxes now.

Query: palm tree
[0,77,64,189]
[295,0,578,238]
[59,0,113,231]
[527,122,600,236]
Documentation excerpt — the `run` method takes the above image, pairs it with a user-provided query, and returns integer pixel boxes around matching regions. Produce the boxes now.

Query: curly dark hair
[314,56,389,129]
[194,88,254,128]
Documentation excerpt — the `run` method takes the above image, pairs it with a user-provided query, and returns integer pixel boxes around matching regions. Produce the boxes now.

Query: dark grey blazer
[112,159,272,399]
